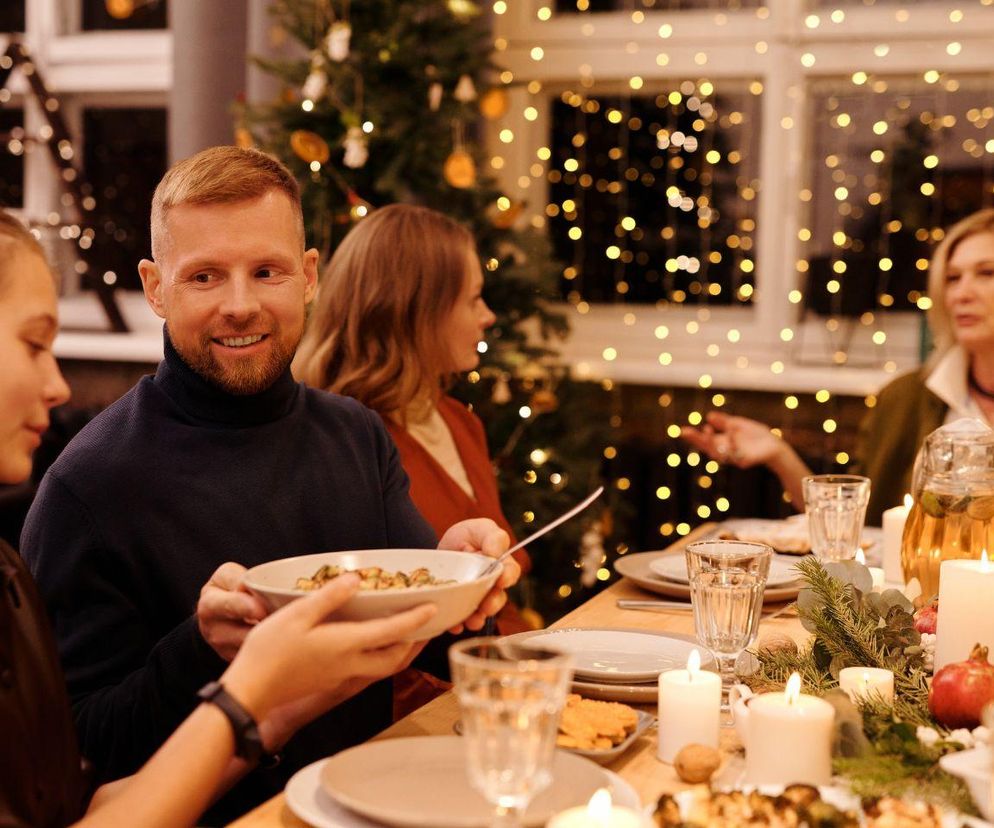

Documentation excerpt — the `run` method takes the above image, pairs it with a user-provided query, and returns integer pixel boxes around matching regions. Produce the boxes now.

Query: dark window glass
[82,0,168,31]
[803,76,994,317]
[0,1,26,32]
[0,108,24,208]
[554,0,759,12]
[82,107,166,290]
[548,84,762,306]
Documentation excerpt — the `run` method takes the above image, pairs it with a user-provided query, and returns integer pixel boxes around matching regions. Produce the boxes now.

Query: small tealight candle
[935,551,994,672]
[838,666,895,705]
[855,549,885,591]
[881,494,912,585]
[657,649,721,764]
[545,788,643,828]
[745,673,835,786]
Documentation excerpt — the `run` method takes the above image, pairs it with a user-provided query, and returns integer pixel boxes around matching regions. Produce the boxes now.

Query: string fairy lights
[491,0,994,560]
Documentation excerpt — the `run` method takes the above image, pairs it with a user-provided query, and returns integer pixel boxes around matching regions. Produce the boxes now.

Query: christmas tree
[242,0,617,621]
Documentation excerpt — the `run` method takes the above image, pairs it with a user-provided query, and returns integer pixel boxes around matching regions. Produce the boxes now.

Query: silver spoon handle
[481,485,605,574]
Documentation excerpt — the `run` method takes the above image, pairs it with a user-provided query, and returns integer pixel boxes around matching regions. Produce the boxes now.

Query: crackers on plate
[556,694,639,750]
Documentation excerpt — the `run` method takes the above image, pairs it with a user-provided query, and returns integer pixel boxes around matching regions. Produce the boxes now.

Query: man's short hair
[150,146,304,259]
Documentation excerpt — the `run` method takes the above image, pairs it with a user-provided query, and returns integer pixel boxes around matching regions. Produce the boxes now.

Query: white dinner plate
[315,736,614,828]
[614,551,802,603]
[648,554,802,587]
[286,753,642,828]
[500,627,705,684]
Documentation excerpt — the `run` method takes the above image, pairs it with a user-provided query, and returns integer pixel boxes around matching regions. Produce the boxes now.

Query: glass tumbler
[686,540,772,719]
[802,474,871,562]
[449,637,574,828]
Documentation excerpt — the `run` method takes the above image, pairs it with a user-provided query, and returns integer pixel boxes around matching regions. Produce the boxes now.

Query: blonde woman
[681,208,994,523]
[294,204,531,633]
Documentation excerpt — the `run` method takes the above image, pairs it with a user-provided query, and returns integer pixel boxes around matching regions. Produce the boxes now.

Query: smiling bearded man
[20,146,517,826]
[139,158,316,396]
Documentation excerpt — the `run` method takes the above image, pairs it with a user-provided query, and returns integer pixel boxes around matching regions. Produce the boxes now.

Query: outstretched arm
[680,411,811,509]
[76,575,436,828]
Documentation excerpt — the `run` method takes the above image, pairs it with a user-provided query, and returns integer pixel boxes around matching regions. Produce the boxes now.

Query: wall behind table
[607,384,870,554]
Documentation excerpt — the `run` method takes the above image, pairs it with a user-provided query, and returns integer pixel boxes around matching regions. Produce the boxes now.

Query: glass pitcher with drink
[901,418,994,601]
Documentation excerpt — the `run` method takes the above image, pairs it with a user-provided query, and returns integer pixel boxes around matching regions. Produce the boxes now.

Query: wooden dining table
[227,524,806,827]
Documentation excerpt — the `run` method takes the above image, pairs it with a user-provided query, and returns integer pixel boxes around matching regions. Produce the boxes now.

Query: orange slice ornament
[290,130,331,165]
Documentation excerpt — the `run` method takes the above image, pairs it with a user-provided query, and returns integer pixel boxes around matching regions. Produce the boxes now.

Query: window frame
[492,0,994,392]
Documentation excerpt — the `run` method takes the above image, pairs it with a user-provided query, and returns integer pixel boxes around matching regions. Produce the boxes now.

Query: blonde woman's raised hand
[679,411,787,469]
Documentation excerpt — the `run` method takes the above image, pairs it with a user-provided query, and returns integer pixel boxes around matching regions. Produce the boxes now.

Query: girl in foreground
[0,209,435,827]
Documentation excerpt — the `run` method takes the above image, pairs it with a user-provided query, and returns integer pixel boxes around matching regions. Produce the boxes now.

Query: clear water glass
[802,474,871,562]
[449,638,573,828]
[686,540,771,720]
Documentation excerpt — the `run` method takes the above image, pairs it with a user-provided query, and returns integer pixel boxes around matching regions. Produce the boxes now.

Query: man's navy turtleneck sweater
[21,331,438,824]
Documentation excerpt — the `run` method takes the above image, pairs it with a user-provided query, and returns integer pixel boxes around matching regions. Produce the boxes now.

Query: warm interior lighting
[587,788,612,819]
[785,672,802,705]
[862,670,870,688]
[904,493,913,509]
[982,550,989,571]
[855,548,867,566]
[687,648,701,678]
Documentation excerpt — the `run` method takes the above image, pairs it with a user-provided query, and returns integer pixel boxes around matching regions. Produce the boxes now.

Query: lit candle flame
[904,493,913,509]
[785,672,802,705]
[687,648,701,678]
[862,670,870,688]
[855,548,867,566]
[587,788,612,819]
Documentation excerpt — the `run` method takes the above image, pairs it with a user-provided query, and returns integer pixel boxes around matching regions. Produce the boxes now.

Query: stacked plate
[499,627,713,703]
[284,736,642,828]
[614,550,805,603]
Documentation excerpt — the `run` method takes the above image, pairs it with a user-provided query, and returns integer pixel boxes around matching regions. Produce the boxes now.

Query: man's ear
[138,259,166,319]
[303,248,319,304]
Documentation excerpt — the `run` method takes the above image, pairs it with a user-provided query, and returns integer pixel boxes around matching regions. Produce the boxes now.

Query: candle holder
[685,540,772,722]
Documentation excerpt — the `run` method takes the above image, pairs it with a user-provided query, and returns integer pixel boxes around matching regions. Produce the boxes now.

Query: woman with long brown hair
[294,204,531,639]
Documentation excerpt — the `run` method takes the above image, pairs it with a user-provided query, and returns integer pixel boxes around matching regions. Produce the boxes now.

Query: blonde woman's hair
[294,204,476,421]
[150,146,303,259]
[927,207,994,361]
[0,209,47,296]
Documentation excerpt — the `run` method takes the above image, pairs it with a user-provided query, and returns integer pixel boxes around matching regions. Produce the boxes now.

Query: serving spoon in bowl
[477,485,605,577]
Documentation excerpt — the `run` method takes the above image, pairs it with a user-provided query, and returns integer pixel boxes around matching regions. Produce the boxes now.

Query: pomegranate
[914,602,938,635]
[929,644,994,729]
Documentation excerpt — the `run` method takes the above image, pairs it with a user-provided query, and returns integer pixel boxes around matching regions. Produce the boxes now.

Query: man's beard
[171,324,299,396]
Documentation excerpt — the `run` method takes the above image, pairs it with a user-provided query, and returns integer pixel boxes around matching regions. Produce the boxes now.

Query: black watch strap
[197,681,265,764]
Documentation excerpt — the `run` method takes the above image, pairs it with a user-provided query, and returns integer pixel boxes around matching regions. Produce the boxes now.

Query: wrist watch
[197,681,265,763]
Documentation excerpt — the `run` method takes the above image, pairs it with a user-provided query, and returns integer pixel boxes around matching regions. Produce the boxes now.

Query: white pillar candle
[935,553,994,672]
[546,788,644,828]
[855,549,885,592]
[657,649,721,764]
[745,674,835,786]
[881,495,912,585]
[838,667,895,705]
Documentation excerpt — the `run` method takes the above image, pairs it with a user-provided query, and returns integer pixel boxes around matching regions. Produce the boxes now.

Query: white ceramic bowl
[939,746,993,821]
[243,548,501,641]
